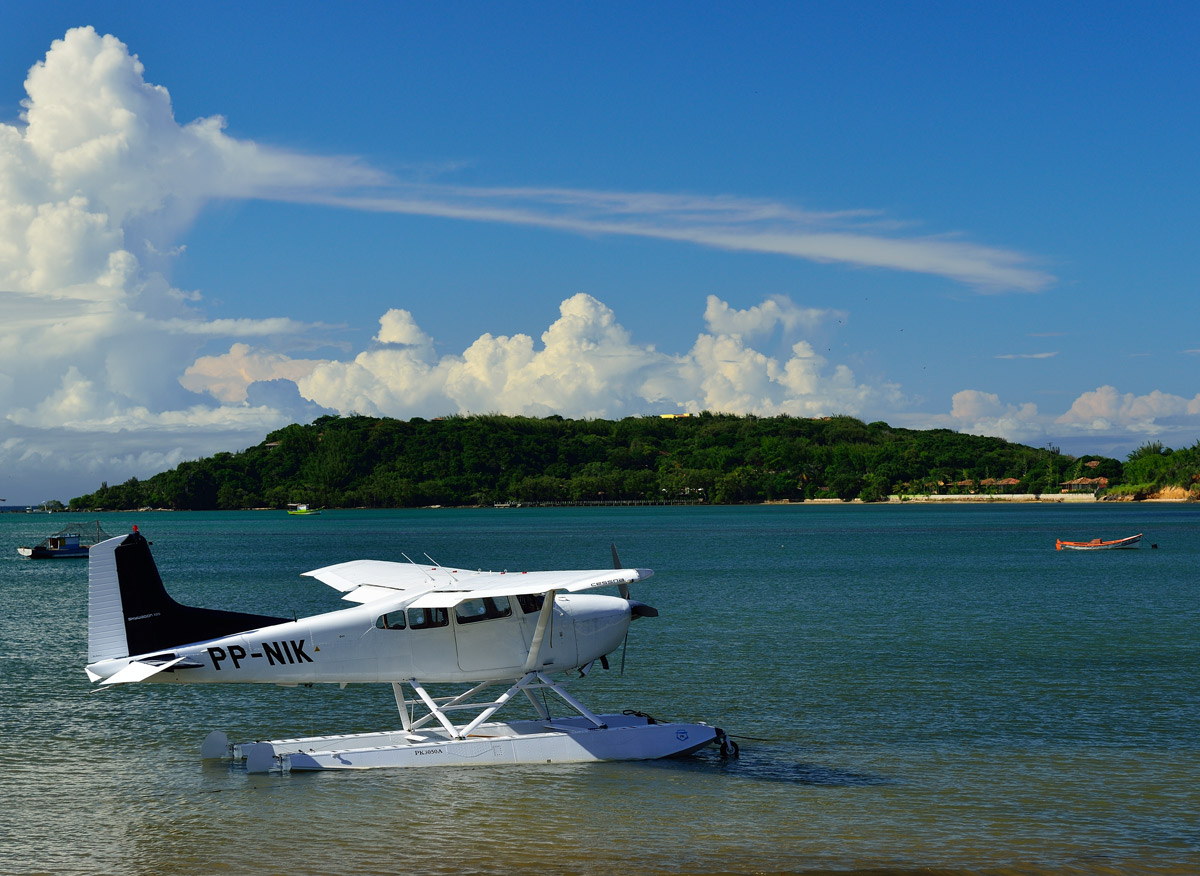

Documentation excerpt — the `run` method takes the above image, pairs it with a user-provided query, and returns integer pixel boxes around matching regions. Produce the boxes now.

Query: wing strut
[522,588,558,673]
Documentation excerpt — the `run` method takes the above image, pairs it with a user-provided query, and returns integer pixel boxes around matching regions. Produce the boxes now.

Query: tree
[1124,441,1171,486]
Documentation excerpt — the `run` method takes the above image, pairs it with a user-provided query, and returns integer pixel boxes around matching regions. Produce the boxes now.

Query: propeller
[611,543,658,618]
[611,543,657,675]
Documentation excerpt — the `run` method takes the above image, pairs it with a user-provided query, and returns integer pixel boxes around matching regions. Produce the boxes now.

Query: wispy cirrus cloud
[306,186,1055,292]
[995,351,1059,359]
[153,317,318,336]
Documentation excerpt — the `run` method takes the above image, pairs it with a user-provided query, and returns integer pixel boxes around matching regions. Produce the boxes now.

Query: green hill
[66,413,1198,510]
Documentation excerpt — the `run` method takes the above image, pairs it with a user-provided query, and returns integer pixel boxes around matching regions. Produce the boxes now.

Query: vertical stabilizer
[87,528,289,663]
[88,534,130,662]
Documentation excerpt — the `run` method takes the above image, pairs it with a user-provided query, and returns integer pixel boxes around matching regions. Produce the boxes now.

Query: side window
[407,607,448,630]
[517,593,545,614]
[455,596,513,625]
[375,611,407,630]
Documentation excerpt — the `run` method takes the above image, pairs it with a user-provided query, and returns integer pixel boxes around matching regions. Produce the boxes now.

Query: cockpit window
[375,611,407,630]
[407,607,449,629]
[516,593,545,614]
[455,596,513,624]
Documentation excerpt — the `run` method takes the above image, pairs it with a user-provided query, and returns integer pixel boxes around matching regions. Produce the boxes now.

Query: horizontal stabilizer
[99,655,187,686]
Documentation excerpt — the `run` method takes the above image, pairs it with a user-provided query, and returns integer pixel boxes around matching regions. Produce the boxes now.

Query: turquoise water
[2,504,1198,876]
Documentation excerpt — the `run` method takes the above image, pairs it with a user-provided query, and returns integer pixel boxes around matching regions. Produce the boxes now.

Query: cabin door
[454,596,529,674]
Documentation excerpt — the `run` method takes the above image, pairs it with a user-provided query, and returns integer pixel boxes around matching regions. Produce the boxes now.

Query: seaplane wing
[301,559,440,603]
[303,560,652,605]
[407,569,652,608]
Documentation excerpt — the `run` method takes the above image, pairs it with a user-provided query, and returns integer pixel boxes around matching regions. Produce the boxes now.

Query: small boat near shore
[287,503,322,516]
[1056,533,1142,551]
[17,521,113,558]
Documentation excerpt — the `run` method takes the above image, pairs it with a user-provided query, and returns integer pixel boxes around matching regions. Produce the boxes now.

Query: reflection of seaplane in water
[84,527,733,772]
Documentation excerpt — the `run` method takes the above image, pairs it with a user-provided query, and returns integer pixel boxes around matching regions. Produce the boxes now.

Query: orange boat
[1056,533,1142,551]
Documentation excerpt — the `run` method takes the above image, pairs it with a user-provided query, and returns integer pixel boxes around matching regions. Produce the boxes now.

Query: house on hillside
[981,477,1021,492]
[1061,476,1109,493]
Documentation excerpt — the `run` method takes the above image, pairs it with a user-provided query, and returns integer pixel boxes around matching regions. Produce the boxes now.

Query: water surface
[3,504,1197,875]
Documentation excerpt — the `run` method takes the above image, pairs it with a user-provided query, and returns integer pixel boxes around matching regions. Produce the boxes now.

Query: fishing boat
[1055,533,1142,551]
[18,521,113,558]
[287,503,322,515]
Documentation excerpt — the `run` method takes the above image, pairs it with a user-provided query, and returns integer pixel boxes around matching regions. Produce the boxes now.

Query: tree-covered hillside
[67,413,1199,511]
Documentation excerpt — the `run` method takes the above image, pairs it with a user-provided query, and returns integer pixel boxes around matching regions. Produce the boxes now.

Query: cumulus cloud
[6,28,380,297]
[8,365,287,432]
[945,389,1042,444]
[0,27,384,501]
[180,343,321,403]
[375,308,434,347]
[702,294,839,337]
[175,293,880,423]
[1056,385,1200,435]
[910,383,1200,456]
[0,27,376,374]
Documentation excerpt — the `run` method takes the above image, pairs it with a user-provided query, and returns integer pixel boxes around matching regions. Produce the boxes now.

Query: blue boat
[17,521,112,558]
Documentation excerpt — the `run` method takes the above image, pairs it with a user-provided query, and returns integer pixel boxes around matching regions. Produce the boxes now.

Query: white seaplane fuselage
[85,592,631,686]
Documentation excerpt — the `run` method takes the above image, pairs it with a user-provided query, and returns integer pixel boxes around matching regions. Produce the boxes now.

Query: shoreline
[12,494,1197,513]
[783,492,1196,505]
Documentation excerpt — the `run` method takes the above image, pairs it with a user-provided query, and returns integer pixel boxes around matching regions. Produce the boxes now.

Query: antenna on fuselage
[422,553,459,581]
[400,552,438,583]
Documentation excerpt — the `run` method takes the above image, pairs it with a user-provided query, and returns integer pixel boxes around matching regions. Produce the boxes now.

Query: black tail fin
[89,529,289,661]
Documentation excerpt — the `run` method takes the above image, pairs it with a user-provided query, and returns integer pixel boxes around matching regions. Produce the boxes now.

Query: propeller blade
[611,541,653,677]
[611,542,630,599]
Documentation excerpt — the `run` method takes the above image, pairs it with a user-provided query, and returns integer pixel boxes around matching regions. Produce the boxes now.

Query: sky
[1,2,1198,505]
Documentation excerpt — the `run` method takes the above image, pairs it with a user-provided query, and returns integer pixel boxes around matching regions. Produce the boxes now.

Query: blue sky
[1,3,1198,504]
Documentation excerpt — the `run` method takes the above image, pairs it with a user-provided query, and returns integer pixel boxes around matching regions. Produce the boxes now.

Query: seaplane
[84,527,733,773]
